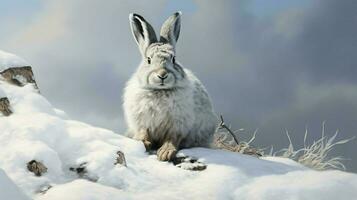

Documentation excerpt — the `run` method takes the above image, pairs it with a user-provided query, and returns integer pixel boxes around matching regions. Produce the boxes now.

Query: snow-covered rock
[1,51,357,200]
[0,50,28,72]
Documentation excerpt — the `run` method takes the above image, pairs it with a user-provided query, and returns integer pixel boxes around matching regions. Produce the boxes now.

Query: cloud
[3,0,168,132]
[257,84,357,168]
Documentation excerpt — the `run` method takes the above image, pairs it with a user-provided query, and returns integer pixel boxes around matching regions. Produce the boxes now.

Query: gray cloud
[2,0,357,171]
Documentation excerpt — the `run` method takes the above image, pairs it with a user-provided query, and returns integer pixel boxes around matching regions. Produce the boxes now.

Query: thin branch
[219,115,240,145]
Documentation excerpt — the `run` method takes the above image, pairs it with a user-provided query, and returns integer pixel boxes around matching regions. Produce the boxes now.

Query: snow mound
[0,50,28,71]
[0,52,357,200]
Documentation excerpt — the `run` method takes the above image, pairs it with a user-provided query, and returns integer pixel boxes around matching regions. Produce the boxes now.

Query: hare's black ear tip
[175,11,182,17]
[130,13,145,21]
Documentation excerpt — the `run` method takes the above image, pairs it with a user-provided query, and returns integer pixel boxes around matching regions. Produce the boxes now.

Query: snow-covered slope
[0,169,30,200]
[1,51,357,200]
[0,50,28,71]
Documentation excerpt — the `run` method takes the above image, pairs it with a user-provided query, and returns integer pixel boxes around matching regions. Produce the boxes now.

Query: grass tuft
[271,122,355,170]
[213,115,263,157]
[213,116,354,171]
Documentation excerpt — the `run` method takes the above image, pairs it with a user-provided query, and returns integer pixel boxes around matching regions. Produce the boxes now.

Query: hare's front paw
[157,142,177,161]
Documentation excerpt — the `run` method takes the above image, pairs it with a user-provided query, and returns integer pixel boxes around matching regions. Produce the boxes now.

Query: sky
[1,0,357,172]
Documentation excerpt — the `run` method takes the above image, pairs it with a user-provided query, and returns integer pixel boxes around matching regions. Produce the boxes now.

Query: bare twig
[219,115,240,145]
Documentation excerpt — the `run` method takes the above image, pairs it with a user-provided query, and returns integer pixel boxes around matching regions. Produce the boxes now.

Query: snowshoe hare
[124,12,217,161]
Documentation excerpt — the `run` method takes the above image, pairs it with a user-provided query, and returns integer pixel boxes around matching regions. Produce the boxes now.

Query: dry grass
[213,116,354,171]
[271,122,354,170]
[213,115,263,157]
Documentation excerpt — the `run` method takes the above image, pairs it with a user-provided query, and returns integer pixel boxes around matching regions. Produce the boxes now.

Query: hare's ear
[129,13,157,54]
[160,12,181,47]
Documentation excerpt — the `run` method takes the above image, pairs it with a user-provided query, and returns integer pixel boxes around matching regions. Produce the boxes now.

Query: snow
[0,169,30,200]
[36,179,130,200]
[0,50,28,71]
[1,51,357,200]
[234,170,357,200]
[0,87,5,98]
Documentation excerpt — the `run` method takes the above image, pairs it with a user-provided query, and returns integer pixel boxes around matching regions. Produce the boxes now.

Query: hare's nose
[157,69,168,79]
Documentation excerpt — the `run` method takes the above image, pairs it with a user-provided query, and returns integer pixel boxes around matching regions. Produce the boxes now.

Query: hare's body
[124,68,216,148]
[124,12,217,161]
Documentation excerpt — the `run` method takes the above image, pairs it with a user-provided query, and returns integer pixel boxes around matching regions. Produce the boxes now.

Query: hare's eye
[172,56,176,64]
[147,57,151,64]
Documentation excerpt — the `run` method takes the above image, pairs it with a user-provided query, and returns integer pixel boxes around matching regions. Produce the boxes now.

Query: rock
[0,66,39,116]
[0,97,12,116]
[114,151,127,167]
[69,162,98,182]
[0,66,38,89]
[173,155,207,171]
[27,160,47,176]
[69,162,87,177]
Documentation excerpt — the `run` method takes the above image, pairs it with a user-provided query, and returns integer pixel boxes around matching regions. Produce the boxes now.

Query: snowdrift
[1,50,357,200]
[0,50,28,73]
[0,169,30,200]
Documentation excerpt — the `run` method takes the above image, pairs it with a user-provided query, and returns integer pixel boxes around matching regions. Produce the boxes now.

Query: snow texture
[0,87,5,98]
[0,50,28,71]
[0,169,30,200]
[1,50,357,200]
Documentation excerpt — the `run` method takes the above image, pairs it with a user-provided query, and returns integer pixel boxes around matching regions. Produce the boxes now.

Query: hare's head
[129,12,186,90]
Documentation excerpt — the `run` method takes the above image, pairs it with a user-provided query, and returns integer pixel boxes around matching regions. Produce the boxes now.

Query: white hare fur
[124,12,217,161]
